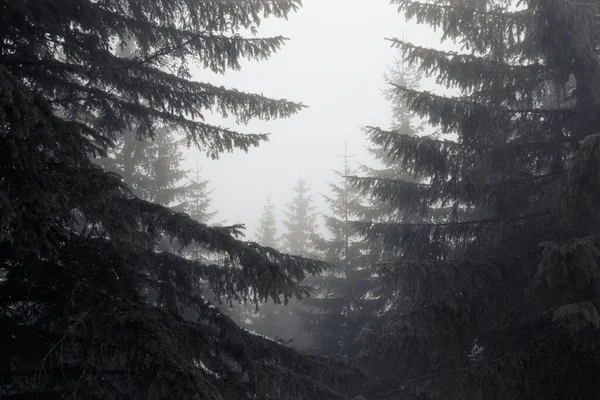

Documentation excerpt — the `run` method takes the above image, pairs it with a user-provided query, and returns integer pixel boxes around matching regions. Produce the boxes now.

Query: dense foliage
[352,1,600,399]
[0,0,365,398]
[4,0,600,398]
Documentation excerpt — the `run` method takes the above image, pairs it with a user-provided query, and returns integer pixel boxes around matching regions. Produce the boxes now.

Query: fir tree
[0,1,365,398]
[384,54,425,135]
[303,62,425,358]
[301,147,390,357]
[354,1,600,399]
[282,178,318,256]
[140,127,188,207]
[227,183,320,352]
[255,196,279,248]
[224,195,316,352]
[185,158,217,224]
[104,126,190,210]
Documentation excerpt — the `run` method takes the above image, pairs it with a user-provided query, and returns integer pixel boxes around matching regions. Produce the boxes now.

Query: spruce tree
[302,62,425,357]
[185,159,217,224]
[353,1,600,399]
[0,1,364,398]
[104,126,190,210]
[255,196,279,248]
[302,149,389,357]
[224,196,316,352]
[384,54,424,135]
[139,127,188,208]
[282,178,318,256]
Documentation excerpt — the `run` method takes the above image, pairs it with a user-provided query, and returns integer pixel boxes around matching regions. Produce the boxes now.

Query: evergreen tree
[282,178,318,256]
[255,196,279,248]
[384,54,424,135]
[140,127,188,208]
[104,126,190,209]
[301,149,389,357]
[185,158,217,224]
[227,184,320,352]
[177,159,217,260]
[0,1,364,398]
[354,1,600,399]
[303,62,425,358]
[99,34,190,212]
[224,195,316,352]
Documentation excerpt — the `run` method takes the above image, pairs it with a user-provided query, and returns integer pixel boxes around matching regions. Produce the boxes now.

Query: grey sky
[186,0,437,239]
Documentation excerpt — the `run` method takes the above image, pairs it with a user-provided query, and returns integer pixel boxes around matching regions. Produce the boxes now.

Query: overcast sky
[186,0,438,240]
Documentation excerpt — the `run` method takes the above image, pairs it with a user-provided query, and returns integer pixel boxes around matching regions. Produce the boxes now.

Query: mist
[185,0,430,236]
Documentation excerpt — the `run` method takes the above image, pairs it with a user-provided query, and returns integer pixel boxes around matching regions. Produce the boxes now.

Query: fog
[185,0,436,236]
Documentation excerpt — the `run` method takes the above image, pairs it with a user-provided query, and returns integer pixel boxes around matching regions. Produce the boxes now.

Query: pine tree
[185,158,217,224]
[99,34,191,212]
[306,63,426,357]
[223,194,317,353]
[139,127,189,207]
[302,62,425,358]
[282,178,318,256]
[255,196,279,248]
[384,53,424,135]
[104,126,190,209]
[301,147,390,357]
[353,1,600,399]
[0,1,365,398]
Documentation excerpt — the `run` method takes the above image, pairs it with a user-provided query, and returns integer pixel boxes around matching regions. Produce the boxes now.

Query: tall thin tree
[255,196,279,248]
[282,178,318,257]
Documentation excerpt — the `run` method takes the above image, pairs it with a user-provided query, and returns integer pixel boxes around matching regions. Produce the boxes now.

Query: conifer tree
[301,149,389,356]
[384,55,424,135]
[140,127,189,207]
[224,194,316,352]
[303,62,424,357]
[185,159,217,224]
[255,196,279,248]
[282,178,318,256]
[353,1,600,399]
[0,1,364,398]
[104,126,190,209]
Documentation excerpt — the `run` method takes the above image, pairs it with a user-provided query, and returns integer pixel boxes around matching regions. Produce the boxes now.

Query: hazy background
[186,0,438,238]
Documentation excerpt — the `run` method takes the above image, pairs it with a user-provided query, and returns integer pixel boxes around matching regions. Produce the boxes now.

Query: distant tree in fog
[300,150,389,357]
[255,196,279,248]
[282,178,318,256]
[102,126,189,210]
[185,160,217,224]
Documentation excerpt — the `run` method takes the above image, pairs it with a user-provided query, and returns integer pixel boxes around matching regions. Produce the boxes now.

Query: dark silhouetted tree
[353,1,600,399]
[0,1,365,399]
